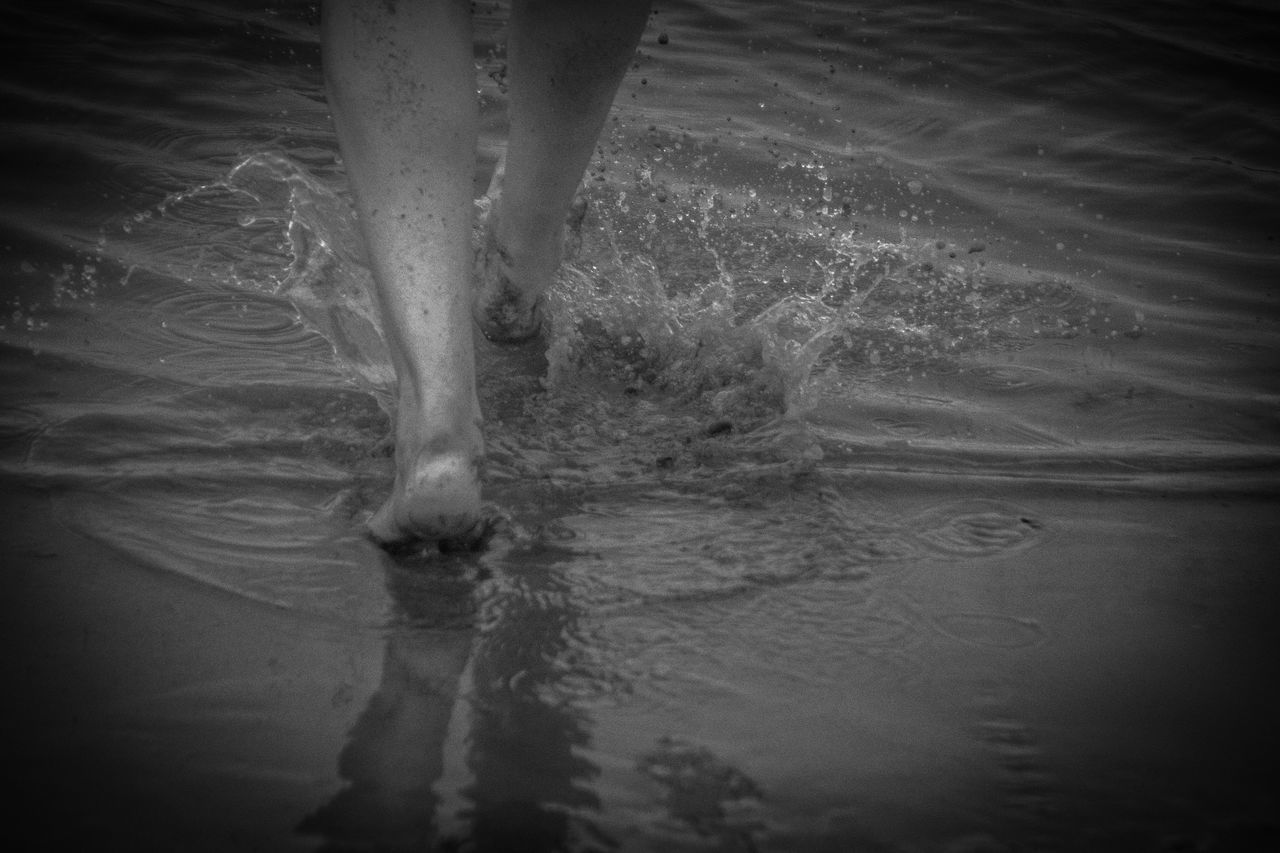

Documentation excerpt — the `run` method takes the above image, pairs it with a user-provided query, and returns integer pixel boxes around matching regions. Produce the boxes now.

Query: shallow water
[2,0,1279,850]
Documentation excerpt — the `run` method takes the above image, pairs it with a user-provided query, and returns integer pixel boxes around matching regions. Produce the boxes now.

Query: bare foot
[472,217,547,343]
[367,448,487,549]
[471,159,587,343]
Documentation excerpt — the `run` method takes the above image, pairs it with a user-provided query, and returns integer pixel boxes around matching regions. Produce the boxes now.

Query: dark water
[2,1,1279,850]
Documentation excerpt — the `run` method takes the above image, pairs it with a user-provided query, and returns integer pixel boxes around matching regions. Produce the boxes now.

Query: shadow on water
[299,538,607,852]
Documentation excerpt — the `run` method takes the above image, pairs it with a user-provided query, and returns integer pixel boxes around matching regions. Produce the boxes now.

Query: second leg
[474,0,651,342]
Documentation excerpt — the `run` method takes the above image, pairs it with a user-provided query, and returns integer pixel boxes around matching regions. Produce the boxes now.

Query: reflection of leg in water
[322,0,650,546]
[301,546,605,851]
[462,545,602,851]
[298,557,477,851]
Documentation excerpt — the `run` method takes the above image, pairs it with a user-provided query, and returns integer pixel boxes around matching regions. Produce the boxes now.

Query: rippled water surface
[3,1,1279,850]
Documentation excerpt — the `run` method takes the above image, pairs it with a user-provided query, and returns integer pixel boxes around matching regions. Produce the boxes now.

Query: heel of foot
[472,169,588,344]
[473,226,545,343]
[406,452,480,509]
[473,283,545,343]
[368,452,484,546]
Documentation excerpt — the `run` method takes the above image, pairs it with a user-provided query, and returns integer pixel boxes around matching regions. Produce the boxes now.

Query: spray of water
[70,150,1121,442]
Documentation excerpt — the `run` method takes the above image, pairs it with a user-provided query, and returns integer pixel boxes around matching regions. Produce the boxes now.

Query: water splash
[88,151,394,404]
[216,153,395,404]
[79,149,1132,455]
[543,174,1110,433]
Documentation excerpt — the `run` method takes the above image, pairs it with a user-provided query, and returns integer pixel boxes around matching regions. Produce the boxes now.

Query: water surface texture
[2,1,1279,850]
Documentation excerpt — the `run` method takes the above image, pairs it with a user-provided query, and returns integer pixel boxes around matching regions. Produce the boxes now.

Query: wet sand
[2,483,385,849]
[5,469,1280,849]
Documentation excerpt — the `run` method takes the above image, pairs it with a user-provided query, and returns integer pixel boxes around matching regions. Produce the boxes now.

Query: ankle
[473,221,549,343]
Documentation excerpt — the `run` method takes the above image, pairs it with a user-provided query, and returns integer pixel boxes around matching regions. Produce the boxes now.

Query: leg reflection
[298,554,478,851]
[462,545,602,851]
[301,542,605,851]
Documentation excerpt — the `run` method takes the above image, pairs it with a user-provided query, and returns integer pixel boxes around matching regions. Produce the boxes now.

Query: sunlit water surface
[2,1,1278,850]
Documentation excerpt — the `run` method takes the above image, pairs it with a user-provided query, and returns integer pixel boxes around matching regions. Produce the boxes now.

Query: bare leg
[474,0,652,341]
[323,0,484,545]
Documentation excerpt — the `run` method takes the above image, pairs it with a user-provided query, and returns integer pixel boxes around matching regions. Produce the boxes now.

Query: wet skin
[322,0,650,546]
